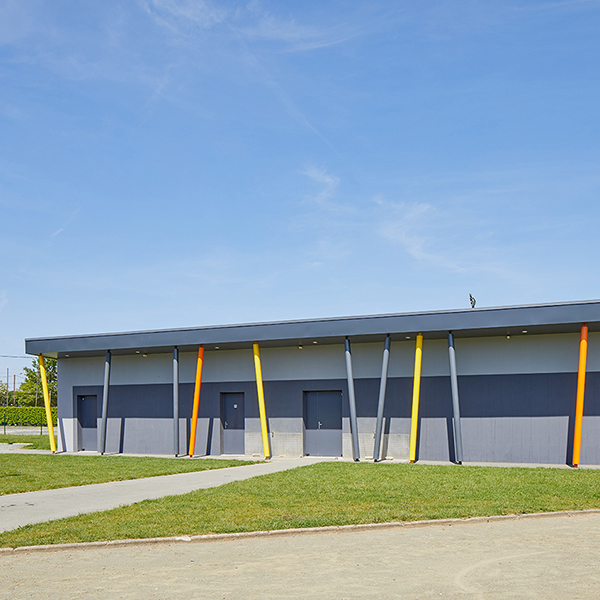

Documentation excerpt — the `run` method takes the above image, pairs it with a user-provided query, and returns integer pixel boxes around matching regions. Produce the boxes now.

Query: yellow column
[38,355,57,453]
[188,346,205,457]
[253,342,271,459]
[572,324,588,467]
[409,333,423,463]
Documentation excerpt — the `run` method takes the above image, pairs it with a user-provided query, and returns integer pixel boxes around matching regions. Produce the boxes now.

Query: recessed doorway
[304,391,342,456]
[77,395,98,451]
[220,392,245,454]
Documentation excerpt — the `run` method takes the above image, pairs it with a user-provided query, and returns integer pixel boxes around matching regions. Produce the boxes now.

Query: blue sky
[1,0,600,377]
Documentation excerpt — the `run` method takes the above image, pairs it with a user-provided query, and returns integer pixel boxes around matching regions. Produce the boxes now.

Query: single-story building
[25,300,600,465]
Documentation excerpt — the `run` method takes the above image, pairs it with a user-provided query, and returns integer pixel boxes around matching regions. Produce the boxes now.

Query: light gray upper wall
[453,332,589,375]
[405,332,597,376]
[200,349,256,383]
[259,344,347,381]
[57,332,600,392]
[256,332,598,379]
[58,356,105,389]
[111,353,174,384]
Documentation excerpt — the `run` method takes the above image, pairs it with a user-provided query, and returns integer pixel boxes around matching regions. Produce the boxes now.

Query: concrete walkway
[0,457,329,533]
[0,426,56,436]
[2,512,600,599]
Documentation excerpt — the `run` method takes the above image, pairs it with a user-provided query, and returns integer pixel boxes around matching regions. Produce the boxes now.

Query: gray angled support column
[373,335,391,462]
[173,347,180,457]
[344,338,360,461]
[100,350,111,454]
[448,332,464,464]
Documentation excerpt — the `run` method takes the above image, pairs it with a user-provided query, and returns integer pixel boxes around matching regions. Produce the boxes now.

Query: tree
[17,358,57,407]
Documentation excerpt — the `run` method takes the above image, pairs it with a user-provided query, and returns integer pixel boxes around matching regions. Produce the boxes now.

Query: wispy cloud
[295,166,543,286]
[139,0,227,36]
[236,11,361,52]
[50,208,81,238]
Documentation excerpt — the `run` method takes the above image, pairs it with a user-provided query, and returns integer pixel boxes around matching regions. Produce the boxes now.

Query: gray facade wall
[56,332,600,464]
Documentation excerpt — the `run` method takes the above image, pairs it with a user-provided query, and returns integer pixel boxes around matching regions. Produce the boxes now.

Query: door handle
[318,421,322,429]
[224,421,228,429]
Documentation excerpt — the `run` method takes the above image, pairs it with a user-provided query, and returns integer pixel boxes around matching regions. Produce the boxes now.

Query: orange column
[572,324,588,468]
[188,346,205,457]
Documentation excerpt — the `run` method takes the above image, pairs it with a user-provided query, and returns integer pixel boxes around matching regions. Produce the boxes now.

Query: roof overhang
[25,300,600,359]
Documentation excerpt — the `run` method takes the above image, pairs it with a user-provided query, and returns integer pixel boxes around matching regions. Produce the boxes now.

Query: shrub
[0,406,57,426]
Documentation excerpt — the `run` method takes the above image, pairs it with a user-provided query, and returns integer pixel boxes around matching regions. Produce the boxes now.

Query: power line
[0,355,30,359]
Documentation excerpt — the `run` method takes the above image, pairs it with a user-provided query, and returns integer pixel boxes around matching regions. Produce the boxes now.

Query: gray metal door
[221,392,245,454]
[304,391,342,456]
[78,395,97,451]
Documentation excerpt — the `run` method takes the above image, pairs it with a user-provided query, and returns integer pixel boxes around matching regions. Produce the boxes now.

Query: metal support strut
[38,355,57,454]
[173,347,179,456]
[448,332,464,464]
[573,324,588,467]
[373,335,391,462]
[345,338,360,461]
[409,333,423,463]
[100,351,111,454]
[188,346,204,457]
[253,342,271,459]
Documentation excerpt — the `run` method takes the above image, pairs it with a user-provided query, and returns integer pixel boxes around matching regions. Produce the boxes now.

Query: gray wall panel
[461,417,569,464]
[418,418,452,462]
[65,367,600,464]
[580,417,600,465]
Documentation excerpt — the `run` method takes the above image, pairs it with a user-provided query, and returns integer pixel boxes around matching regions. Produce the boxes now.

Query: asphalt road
[2,513,599,599]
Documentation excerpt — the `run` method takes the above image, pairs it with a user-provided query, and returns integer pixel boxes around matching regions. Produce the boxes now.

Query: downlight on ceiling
[522,330,528,334]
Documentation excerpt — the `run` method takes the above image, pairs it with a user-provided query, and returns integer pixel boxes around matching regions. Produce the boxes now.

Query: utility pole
[5,369,8,406]
[13,374,16,406]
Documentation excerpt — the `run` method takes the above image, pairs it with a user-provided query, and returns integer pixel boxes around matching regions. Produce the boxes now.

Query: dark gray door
[304,391,342,456]
[78,395,97,451]
[221,392,245,454]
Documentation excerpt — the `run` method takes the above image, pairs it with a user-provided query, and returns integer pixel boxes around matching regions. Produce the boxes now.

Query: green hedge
[0,407,57,427]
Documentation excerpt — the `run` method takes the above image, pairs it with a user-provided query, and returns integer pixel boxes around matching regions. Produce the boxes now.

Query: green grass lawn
[0,434,51,450]
[2,461,599,548]
[0,454,253,496]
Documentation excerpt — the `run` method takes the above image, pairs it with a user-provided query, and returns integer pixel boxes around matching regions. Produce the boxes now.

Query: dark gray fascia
[25,299,600,358]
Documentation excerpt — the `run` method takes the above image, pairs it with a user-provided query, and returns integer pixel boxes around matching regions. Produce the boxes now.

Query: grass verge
[0,435,51,450]
[2,461,600,548]
[0,454,254,496]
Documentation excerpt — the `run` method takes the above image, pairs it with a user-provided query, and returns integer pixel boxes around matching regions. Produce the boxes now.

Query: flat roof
[25,299,600,359]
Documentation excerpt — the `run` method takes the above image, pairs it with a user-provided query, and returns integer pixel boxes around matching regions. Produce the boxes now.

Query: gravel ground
[1,512,599,599]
